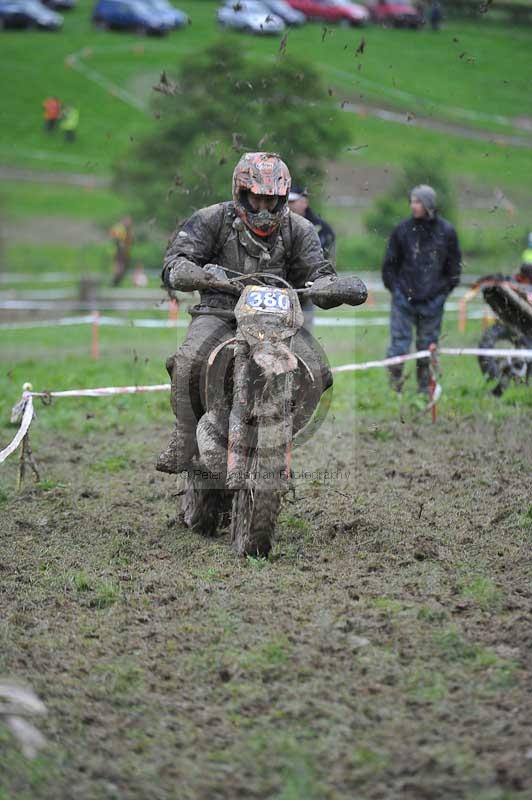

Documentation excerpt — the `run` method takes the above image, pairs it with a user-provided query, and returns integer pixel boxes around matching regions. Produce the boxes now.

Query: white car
[261,0,306,25]
[217,1,286,34]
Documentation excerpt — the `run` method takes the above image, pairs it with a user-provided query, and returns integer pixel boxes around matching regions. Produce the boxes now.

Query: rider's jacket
[162,201,336,310]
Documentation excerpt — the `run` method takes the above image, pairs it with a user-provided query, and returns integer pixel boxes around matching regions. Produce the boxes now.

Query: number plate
[243,287,291,314]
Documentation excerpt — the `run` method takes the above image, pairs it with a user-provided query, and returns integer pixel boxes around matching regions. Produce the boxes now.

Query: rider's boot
[156,421,196,474]
[388,364,404,393]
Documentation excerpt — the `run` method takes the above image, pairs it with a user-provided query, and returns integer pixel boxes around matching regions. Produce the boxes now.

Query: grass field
[1,314,531,799]
[2,0,532,281]
[1,9,532,797]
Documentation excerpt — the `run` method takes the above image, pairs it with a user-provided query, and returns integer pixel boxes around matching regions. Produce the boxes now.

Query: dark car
[42,0,76,10]
[366,1,423,28]
[287,0,368,25]
[261,0,306,24]
[0,0,63,28]
[92,0,173,34]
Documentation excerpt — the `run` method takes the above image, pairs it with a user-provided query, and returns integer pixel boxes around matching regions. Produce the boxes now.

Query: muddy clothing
[382,215,461,303]
[166,314,331,438]
[159,202,335,472]
[162,201,335,310]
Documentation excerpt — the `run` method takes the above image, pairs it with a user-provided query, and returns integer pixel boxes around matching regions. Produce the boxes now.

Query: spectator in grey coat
[382,184,462,394]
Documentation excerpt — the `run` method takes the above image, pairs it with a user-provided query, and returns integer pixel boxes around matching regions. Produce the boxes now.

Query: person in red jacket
[43,97,61,132]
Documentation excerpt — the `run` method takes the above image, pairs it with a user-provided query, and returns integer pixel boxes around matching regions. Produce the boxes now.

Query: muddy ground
[1,410,531,799]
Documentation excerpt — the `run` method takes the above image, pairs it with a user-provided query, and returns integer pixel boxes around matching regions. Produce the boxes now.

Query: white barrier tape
[0,395,34,465]
[440,347,532,359]
[0,309,495,332]
[333,347,532,374]
[30,384,171,399]
[2,345,530,466]
[333,351,431,373]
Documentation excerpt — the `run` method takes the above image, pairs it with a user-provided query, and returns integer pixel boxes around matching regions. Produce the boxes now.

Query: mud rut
[1,411,531,799]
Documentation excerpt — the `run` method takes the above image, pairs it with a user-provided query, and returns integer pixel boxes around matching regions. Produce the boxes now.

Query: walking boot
[416,359,431,396]
[156,423,196,474]
[388,364,404,393]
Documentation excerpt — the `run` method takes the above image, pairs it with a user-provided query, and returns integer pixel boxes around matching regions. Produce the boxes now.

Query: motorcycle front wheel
[478,323,528,395]
[230,395,286,558]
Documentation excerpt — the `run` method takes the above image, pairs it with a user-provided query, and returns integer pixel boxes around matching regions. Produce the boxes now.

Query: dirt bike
[475,274,532,396]
[180,271,367,557]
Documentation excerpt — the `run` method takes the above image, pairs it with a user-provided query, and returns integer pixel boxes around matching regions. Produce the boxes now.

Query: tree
[114,41,350,232]
[364,154,457,241]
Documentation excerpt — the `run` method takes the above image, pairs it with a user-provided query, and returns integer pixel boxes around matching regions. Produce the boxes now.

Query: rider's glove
[167,259,216,292]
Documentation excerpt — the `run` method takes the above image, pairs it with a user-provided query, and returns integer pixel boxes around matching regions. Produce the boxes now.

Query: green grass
[0,0,530,185]
[2,1,531,284]
[1,181,126,222]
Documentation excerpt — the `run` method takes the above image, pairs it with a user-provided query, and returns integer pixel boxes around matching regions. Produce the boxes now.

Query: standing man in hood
[382,184,462,394]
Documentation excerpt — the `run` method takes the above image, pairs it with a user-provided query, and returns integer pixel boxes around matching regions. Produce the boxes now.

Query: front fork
[226,339,251,490]
[226,339,295,492]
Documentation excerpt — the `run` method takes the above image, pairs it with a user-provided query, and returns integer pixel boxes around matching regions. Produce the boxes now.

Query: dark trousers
[387,288,447,359]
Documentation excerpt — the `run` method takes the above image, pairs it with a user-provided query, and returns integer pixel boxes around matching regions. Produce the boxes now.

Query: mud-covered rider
[156,152,340,475]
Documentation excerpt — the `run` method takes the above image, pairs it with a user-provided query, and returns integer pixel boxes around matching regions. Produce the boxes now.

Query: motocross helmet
[232,152,291,238]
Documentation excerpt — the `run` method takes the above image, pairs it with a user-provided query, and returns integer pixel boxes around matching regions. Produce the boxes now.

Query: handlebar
[203,269,368,308]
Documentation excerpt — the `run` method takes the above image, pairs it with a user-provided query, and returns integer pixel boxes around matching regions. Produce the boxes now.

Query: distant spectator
[521,232,532,272]
[60,106,79,142]
[288,184,336,331]
[429,0,442,31]
[382,184,462,394]
[110,216,134,287]
[132,262,148,288]
[43,97,61,132]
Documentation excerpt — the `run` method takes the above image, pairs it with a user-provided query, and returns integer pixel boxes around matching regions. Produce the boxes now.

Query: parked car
[366,1,423,28]
[261,0,306,25]
[92,0,173,34]
[142,0,188,28]
[287,0,369,25]
[0,0,63,29]
[217,1,285,34]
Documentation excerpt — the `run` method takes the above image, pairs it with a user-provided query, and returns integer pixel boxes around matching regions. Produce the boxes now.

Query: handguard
[307,275,368,309]
[167,259,213,292]
[166,260,240,294]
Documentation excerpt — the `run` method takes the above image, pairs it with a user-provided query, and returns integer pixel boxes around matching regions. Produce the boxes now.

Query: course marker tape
[0,395,34,465]
[2,346,531,470]
[0,309,493,331]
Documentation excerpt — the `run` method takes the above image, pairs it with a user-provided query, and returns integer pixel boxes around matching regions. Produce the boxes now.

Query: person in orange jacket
[43,97,61,132]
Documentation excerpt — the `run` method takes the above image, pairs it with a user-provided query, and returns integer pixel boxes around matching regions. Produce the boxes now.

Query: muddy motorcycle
[180,272,367,557]
[476,275,532,396]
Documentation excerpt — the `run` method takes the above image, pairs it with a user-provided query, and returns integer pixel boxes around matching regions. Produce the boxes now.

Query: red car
[287,0,369,26]
[367,1,423,28]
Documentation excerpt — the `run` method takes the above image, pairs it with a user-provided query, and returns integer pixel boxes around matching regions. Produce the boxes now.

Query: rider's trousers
[165,310,332,437]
